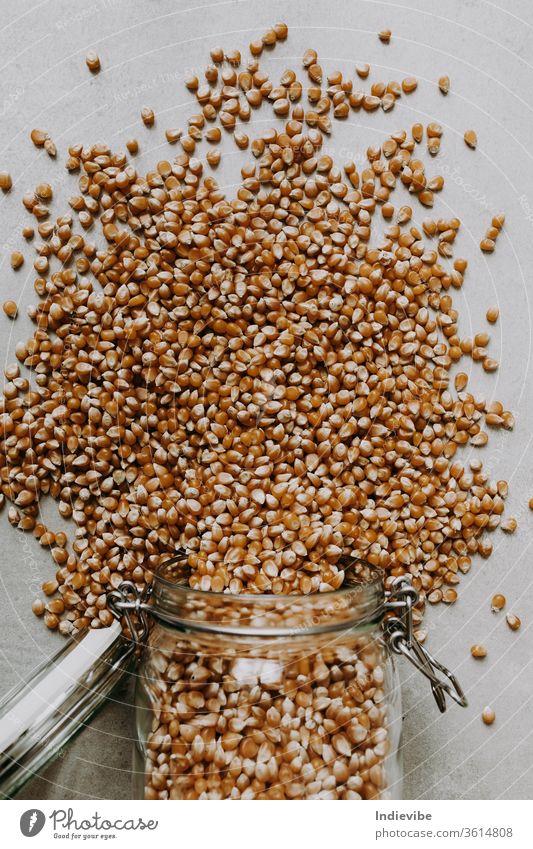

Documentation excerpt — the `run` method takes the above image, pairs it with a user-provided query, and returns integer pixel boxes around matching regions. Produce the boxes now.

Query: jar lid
[0,622,133,799]
[150,552,386,636]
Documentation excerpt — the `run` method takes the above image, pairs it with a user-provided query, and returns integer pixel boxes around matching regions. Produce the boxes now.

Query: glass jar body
[133,616,403,800]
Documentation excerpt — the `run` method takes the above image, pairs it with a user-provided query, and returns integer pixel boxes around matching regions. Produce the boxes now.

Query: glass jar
[131,556,424,800]
[0,553,467,800]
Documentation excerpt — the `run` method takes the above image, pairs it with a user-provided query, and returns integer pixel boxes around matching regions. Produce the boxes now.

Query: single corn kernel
[401,77,418,93]
[165,128,182,144]
[42,579,58,596]
[274,22,288,40]
[464,130,477,149]
[44,138,57,157]
[474,332,489,347]
[249,40,263,57]
[454,373,468,392]
[141,107,155,126]
[491,594,506,612]
[303,49,317,68]
[210,47,224,63]
[262,29,277,47]
[86,50,101,72]
[35,182,53,201]
[442,588,458,604]
[506,614,521,631]
[481,707,495,725]
[470,644,487,659]
[225,49,241,66]
[427,138,440,156]
[206,148,221,167]
[438,75,450,94]
[30,128,48,147]
[204,64,218,83]
[0,171,12,192]
[44,612,59,630]
[32,599,45,616]
[3,300,18,319]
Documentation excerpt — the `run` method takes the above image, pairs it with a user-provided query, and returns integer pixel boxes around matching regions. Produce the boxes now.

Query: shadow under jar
[134,556,403,800]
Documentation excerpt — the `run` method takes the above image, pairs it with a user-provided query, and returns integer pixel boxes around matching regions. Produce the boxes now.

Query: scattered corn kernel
[470,645,487,658]
[44,138,57,157]
[482,707,495,725]
[501,517,517,533]
[35,182,53,201]
[86,50,101,72]
[402,77,418,93]
[31,599,45,616]
[506,613,521,631]
[141,107,155,126]
[30,128,47,147]
[3,300,18,319]
[0,171,12,192]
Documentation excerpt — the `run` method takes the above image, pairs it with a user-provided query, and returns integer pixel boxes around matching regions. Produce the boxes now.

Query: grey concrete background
[0,0,532,800]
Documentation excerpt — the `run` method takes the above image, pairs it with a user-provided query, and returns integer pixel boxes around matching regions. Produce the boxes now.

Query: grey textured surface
[0,0,532,800]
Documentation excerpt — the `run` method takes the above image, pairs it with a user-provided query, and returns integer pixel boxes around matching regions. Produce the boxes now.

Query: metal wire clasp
[107,581,152,646]
[384,576,468,713]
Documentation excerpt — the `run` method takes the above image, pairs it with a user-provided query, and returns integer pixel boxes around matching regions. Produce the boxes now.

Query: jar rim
[149,551,385,636]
